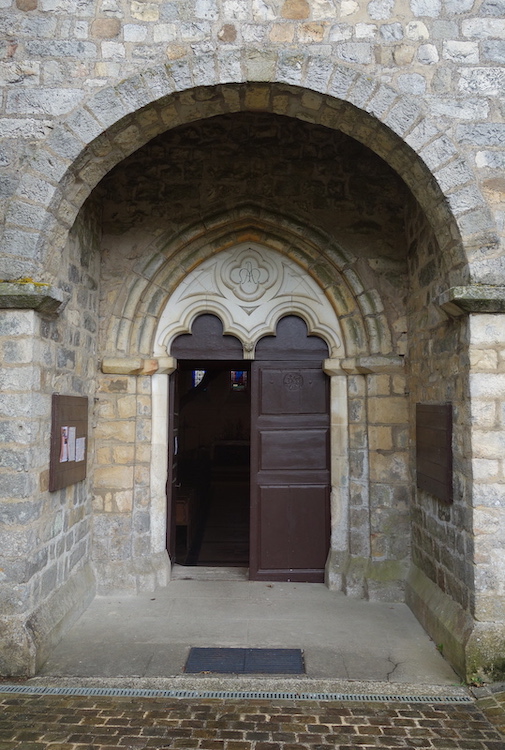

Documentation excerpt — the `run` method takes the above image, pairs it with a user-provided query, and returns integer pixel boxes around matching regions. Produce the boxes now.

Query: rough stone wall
[405,196,477,673]
[0,198,100,674]
[92,372,157,592]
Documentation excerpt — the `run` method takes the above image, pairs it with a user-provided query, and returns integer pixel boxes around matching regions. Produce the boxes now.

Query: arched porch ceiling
[2,52,498,285]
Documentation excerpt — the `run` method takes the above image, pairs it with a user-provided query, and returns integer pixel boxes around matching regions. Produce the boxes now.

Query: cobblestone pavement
[1,691,505,750]
[476,690,505,739]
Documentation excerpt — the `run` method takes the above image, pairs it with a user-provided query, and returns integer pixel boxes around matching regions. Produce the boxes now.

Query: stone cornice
[439,286,505,316]
[0,281,66,315]
[324,356,405,376]
[101,356,176,375]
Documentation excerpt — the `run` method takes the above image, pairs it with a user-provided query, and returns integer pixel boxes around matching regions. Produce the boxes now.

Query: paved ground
[3,576,505,749]
[1,689,505,749]
[35,578,458,684]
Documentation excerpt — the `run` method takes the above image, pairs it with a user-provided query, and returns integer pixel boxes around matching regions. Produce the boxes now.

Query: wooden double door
[169,315,330,583]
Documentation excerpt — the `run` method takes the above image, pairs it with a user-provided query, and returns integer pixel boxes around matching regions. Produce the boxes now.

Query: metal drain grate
[185,648,305,674]
[0,684,473,703]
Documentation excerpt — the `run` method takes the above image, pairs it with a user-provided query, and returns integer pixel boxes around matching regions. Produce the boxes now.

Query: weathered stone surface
[439,285,505,315]
[0,0,504,685]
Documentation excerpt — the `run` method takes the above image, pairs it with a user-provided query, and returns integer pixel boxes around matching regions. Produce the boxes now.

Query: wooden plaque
[416,403,453,504]
[49,394,88,491]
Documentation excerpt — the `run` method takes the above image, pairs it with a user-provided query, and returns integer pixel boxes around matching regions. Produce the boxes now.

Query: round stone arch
[102,206,389,362]
[1,51,498,286]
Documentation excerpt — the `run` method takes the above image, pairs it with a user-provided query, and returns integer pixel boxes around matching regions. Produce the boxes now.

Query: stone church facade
[0,0,504,680]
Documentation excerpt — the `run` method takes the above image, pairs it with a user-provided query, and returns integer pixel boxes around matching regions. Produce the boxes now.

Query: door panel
[258,486,329,572]
[250,359,330,582]
[260,429,329,471]
[259,367,327,414]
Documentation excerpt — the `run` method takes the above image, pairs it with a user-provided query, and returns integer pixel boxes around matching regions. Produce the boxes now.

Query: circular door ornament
[283,372,304,391]
[220,246,279,302]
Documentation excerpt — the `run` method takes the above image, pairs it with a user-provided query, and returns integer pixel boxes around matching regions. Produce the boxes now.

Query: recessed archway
[2,63,495,288]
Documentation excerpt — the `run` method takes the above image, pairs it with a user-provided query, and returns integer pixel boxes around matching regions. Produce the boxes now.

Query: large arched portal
[3,72,501,681]
[156,242,345,583]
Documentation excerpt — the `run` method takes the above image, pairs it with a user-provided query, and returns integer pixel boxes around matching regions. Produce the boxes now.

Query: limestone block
[462,18,505,38]
[355,23,377,39]
[368,396,408,424]
[470,350,499,370]
[269,23,295,42]
[341,0,358,15]
[470,373,505,398]
[298,23,326,43]
[329,23,352,41]
[336,42,373,64]
[114,491,133,513]
[153,23,177,42]
[443,40,479,63]
[444,0,476,11]
[406,21,430,41]
[482,40,505,63]
[281,0,309,18]
[368,425,393,450]
[471,430,505,459]
[26,40,96,57]
[116,395,137,419]
[459,67,505,97]
[381,23,403,42]
[94,420,135,442]
[471,399,498,427]
[472,458,500,481]
[368,0,394,20]
[131,1,159,21]
[367,375,391,396]
[124,24,148,41]
[112,445,135,464]
[0,364,41,391]
[369,451,409,482]
[134,465,150,486]
[222,0,249,19]
[102,42,126,59]
[473,482,505,507]
[101,357,143,374]
[410,0,441,15]
[94,465,134,490]
[418,44,439,64]
[0,61,41,86]
[91,18,121,38]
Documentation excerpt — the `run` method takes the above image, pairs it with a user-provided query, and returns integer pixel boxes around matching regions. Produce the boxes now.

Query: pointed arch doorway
[169,314,331,582]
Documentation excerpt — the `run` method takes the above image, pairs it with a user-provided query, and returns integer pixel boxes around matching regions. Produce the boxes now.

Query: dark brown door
[249,359,330,582]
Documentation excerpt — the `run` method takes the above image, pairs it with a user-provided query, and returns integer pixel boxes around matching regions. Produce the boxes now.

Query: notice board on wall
[49,394,88,492]
[416,403,453,504]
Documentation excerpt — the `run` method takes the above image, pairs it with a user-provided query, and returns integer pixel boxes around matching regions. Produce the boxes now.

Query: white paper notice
[60,426,69,462]
[67,426,76,461]
[75,437,86,463]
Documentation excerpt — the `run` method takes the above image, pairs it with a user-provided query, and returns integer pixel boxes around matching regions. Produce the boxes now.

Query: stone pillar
[94,357,174,593]
[466,313,505,678]
[0,310,44,674]
[323,363,349,590]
